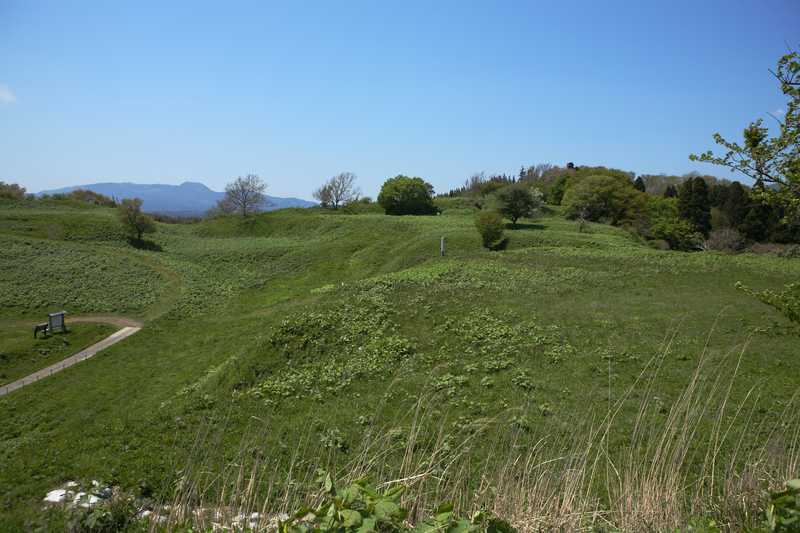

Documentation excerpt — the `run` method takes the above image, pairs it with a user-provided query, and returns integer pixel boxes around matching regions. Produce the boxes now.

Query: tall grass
[153,332,799,532]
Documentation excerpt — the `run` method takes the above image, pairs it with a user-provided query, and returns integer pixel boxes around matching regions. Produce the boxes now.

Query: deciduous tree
[0,181,26,200]
[495,184,542,227]
[314,172,360,209]
[378,175,437,215]
[221,174,266,217]
[118,198,156,241]
[690,50,800,220]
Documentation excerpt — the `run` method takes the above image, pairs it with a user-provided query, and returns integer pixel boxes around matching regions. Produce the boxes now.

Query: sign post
[48,311,67,334]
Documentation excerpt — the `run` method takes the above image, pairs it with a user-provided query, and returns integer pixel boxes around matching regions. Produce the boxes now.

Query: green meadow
[0,201,798,530]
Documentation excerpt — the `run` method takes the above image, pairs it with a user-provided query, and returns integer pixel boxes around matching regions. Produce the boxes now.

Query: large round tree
[495,183,542,227]
[562,175,645,225]
[378,175,437,215]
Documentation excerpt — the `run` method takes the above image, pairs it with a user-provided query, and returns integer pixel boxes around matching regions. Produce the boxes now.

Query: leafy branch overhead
[690,50,800,219]
[736,281,800,330]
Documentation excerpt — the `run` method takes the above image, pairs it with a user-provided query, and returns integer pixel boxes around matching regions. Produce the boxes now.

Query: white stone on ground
[43,489,71,503]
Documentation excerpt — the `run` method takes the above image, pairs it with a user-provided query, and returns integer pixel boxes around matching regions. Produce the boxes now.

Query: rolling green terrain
[0,201,798,530]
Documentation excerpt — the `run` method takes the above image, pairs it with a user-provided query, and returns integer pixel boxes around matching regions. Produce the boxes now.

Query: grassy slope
[0,323,116,386]
[0,202,798,527]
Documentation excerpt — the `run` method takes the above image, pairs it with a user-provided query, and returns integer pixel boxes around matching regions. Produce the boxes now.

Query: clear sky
[1,1,797,199]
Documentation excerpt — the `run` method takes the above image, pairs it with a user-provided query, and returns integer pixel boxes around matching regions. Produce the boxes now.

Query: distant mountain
[38,181,316,216]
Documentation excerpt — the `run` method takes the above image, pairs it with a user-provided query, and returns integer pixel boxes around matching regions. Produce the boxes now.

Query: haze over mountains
[38,181,316,217]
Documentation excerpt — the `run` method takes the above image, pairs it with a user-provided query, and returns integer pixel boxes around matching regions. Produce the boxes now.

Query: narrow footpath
[0,326,141,396]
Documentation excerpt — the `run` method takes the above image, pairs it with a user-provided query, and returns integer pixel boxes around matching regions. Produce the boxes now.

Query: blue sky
[1,1,797,199]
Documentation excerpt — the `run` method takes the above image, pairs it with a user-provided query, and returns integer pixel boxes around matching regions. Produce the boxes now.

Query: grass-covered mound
[0,202,798,530]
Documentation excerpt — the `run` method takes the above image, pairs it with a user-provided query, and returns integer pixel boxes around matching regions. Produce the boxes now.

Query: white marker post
[440,236,445,257]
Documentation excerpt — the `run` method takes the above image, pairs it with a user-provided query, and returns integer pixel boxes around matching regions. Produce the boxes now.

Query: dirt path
[69,315,144,328]
[0,318,143,397]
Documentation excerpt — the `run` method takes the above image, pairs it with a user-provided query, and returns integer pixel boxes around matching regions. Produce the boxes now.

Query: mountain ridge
[38,181,316,216]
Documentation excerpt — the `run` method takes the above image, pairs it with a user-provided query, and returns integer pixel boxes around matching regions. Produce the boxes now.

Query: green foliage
[474,211,505,249]
[0,181,26,200]
[278,473,514,533]
[740,200,784,242]
[343,198,384,215]
[737,281,800,329]
[562,175,646,225]
[547,174,570,205]
[415,505,514,533]
[764,479,800,532]
[378,176,438,215]
[67,189,117,207]
[722,181,750,228]
[678,177,712,236]
[646,195,679,221]
[278,474,408,533]
[651,217,704,251]
[249,287,414,404]
[117,198,156,242]
[691,51,800,220]
[494,184,542,226]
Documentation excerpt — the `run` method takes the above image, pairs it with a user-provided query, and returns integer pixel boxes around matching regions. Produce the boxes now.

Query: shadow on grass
[506,222,545,230]
[127,238,163,252]
[489,237,510,251]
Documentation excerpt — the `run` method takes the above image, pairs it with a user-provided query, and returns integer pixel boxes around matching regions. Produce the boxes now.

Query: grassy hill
[0,200,798,530]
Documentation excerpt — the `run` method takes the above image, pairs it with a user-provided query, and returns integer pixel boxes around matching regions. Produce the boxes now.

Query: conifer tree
[723,181,750,229]
[678,177,711,235]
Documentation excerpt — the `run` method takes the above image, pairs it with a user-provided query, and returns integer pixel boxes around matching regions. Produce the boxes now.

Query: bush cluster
[474,211,505,249]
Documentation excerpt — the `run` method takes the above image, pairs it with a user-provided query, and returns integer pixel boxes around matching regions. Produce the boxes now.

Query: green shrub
[764,479,800,532]
[67,189,117,207]
[475,211,505,249]
[378,175,438,215]
[277,473,515,533]
[778,244,800,258]
[0,181,26,200]
[434,196,476,214]
[651,217,703,251]
[343,198,383,214]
